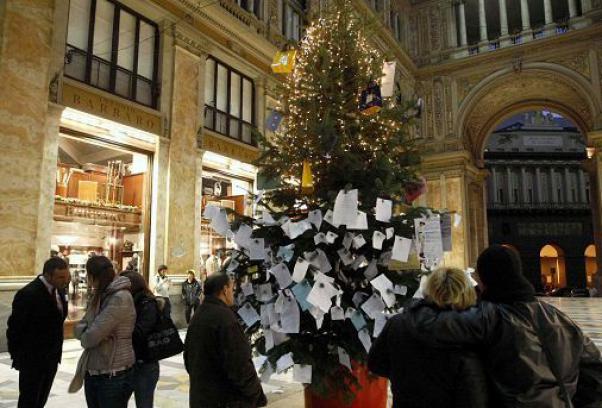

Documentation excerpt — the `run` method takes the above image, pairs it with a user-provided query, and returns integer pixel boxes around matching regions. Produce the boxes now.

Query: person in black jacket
[6,257,71,408]
[184,274,267,408]
[407,245,602,408]
[368,267,489,408]
[121,271,163,408]
[182,270,202,324]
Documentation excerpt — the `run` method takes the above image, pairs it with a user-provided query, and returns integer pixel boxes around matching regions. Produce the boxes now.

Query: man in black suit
[7,257,71,408]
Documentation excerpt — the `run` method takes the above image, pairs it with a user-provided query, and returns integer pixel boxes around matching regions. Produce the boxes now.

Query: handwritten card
[333,189,359,226]
[292,258,310,283]
[375,198,392,222]
[391,236,412,262]
[372,231,386,250]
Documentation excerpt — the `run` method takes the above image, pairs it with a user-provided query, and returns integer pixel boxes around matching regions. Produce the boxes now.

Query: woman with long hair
[121,271,164,408]
[76,256,136,408]
[369,267,488,407]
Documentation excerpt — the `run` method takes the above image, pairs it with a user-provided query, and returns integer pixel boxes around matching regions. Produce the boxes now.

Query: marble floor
[0,297,600,408]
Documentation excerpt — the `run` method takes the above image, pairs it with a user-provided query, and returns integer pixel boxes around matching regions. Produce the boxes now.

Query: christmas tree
[203,0,439,402]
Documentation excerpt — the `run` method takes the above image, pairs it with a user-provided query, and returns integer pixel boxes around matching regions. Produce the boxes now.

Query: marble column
[506,166,513,203]
[543,0,554,31]
[582,0,592,13]
[521,166,528,203]
[499,0,509,37]
[520,0,531,32]
[0,0,66,276]
[550,168,557,202]
[165,39,204,275]
[448,4,458,49]
[478,0,488,43]
[458,1,468,47]
[582,131,602,292]
[564,167,572,202]
[568,0,577,18]
[491,167,498,203]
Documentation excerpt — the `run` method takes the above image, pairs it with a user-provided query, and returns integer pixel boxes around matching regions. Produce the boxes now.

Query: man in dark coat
[184,274,267,408]
[182,270,202,324]
[7,257,70,408]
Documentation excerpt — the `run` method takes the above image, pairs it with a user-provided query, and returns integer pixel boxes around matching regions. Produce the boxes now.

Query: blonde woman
[368,268,488,408]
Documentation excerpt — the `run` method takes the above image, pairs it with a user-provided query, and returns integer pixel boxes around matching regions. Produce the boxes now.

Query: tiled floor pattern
[0,298,600,407]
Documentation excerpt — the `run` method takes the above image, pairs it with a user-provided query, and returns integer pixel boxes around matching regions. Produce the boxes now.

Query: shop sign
[62,82,162,135]
[54,201,142,225]
[202,132,260,164]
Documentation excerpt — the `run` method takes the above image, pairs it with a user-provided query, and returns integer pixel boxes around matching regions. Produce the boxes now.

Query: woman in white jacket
[76,256,137,408]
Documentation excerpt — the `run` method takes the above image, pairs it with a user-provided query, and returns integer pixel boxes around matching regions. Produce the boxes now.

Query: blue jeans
[84,368,134,408]
[133,361,160,408]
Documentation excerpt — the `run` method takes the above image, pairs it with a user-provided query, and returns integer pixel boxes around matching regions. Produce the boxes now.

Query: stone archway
[451,62,602,271]
[457,62,599,164]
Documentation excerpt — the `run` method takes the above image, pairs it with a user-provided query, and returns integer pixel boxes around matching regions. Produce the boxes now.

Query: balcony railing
[488,201,590,210]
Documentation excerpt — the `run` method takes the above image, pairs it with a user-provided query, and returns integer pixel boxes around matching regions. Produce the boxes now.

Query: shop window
[65,0,160,108]
[200,168,255,276]
[540,244,566,290]
[281,0,304,41]
[53,134,151,321]
[204,57,256,146]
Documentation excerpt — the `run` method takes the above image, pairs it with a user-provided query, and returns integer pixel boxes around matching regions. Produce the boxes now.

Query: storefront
[56,80,160,320]
[200,149,258,276]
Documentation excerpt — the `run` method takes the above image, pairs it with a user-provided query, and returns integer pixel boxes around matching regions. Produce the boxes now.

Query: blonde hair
[425,267,477,311]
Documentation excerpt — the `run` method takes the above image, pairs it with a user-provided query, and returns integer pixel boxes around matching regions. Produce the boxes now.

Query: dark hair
[204,274,231,297]
[158,265,168,273]
[121,271,154,298]
[86,256,116,308]
[43,257,68,276]
[187,270,195,276]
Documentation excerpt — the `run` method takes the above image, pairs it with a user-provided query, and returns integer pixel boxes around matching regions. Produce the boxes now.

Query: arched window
[540,244,566,289]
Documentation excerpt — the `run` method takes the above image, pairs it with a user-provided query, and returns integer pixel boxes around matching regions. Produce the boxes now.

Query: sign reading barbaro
[202,132,260,164]
[62,81,162,135]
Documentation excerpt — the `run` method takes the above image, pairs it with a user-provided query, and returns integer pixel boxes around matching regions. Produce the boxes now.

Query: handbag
[142,304,184,362]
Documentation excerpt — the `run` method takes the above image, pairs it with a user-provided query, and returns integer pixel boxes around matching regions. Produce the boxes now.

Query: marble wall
[0,0,58,277]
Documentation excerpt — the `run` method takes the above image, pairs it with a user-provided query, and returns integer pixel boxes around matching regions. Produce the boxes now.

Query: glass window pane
[93,0,114,61]
[137,21,155,79]
[229,119,240,139]
[65,46,87,80]
[230,72,241,118]
[136,78,152,106]
[293,12,300,41]
[115,68,132,97]
[117,11,136,70]
[205,59,216,106]
[286,5,294,38]
[242,123,253,144]
[90,58,111,89]
[67,0,91,50]
[216,64,228,112]
[242,79,253,123]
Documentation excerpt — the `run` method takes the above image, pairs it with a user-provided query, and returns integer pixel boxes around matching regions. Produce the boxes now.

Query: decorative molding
[173,25,210,57]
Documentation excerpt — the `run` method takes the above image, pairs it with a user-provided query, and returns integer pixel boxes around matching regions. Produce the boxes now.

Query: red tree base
[304,364,388,408]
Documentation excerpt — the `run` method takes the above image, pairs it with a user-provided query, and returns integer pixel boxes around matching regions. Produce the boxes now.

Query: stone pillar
[582,0,592,13]
[550,167,557,202]
[491,166,498,203]
[421,151,487,269]
[165,31,206,275]
[520,0,532,37]
[564,167,572,202]
[584,131,602,292]
[0,0,68,277]
[578,169,586,203]
[535,166,542,203]
[499,0,509,37]
[458,2,468,47]
[506,166,512,203]
[521,166,528,203]
[544,0,554,24]
[448,4,458,49]
[568,0,577,18]
[478,0,488,43]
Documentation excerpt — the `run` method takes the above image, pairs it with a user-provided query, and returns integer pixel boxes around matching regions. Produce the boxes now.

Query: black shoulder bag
[143,303,184,361]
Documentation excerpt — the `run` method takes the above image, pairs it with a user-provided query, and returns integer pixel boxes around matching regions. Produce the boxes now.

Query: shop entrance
[53,133,152,320]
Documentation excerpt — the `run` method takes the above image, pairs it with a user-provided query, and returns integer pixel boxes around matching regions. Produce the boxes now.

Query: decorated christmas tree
[202,0,449,403]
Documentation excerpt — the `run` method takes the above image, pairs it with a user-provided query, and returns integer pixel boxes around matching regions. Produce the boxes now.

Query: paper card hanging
[271,50,297,74]
[381,61,396,98]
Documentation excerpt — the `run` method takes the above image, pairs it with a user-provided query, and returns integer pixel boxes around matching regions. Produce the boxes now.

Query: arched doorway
[585,244,597,287]
[540,244,566,289]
